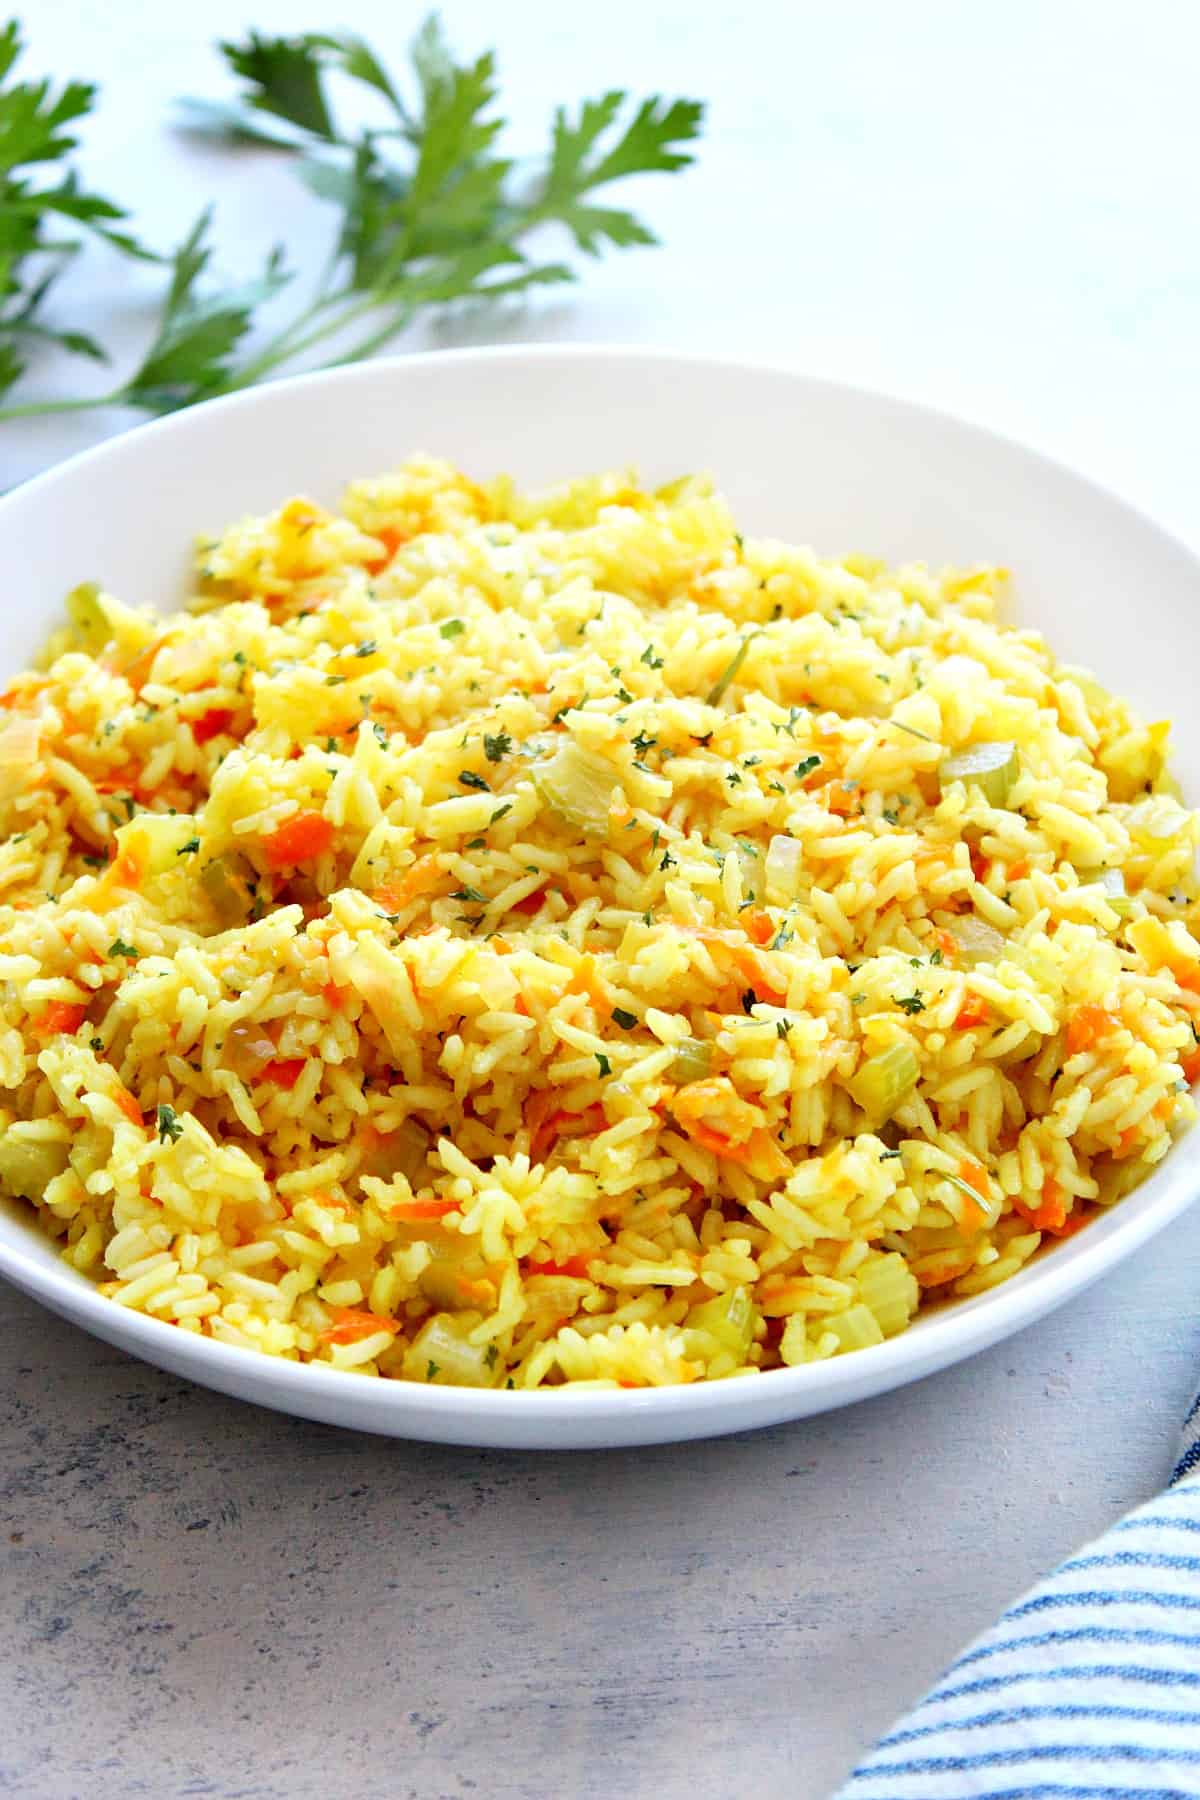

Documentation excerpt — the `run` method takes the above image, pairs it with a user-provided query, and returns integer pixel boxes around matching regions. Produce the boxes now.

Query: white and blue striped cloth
[836,1393,1200,1799]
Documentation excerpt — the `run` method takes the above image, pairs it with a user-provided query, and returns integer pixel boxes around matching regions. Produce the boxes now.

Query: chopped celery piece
[687,1284,756,1362]
[200,852,256,927]
[848,1043,918,1119]
[823,1303,885,1353]
[1125,798,1190,853]
[532,742,622,836]
[855,1252,919,1337]
[764,833,804,898]
[0,1133,69,1200]
[402,1312,495,1387]
[1077,866,1132,915]
[65,581,112,653]
[670,1037,714,1084]
[939,740,1019,807]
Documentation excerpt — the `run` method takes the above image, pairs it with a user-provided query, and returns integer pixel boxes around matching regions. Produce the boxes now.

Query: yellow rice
[0,455,1197,1389]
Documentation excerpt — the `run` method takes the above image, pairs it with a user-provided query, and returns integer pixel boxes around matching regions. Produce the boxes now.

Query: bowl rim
[3,340,1199,1430]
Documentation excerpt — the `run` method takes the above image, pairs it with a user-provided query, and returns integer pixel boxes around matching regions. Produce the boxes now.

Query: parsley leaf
[596,1051,611,1076]
[107,937,139,960]
[611,1007,637,1029]
[483,730,512,763]
[156,1103,184,1143]
[458,770,490,791]
[897,993,925,1015]
[2,18,703,437]
[439,618,465,639]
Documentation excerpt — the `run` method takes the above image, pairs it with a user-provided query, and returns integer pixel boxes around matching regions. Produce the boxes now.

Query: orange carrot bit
[957,1159,990,1200]
[191,707,234,746]
[387,1196,461,1222]
[322,981,348,1012]
[954,995,990,1031]
[1066,1003,1121,1056]
[373,856,443,913]
[529,1102,607,1164]
[1181,1047,1200,1086]
[932,928,958,963]
[1113,1125,1141,1160]
[1007,858,1030,880]
[1015,1176,1069,1233]
[529,1254,593,1280]
[263,810,333,869]
[741,908,776,948]
[261,1058,306,1090]
[318,1308,399,1345]
[113,1086,144,1127]
[32,1002,87,1037]
[511,887,546,914]
[969,847,991,884]
[363,524,407,574]
[1154,1093,1176,1122]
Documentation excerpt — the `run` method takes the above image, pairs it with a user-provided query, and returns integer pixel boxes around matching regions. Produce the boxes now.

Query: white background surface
[3,4,1200,1797]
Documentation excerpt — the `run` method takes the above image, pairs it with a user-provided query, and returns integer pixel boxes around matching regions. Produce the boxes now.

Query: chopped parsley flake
[439,619,465,639]
[741,989,757,1015]
[897,993,925,1015]
[640,644,665,670]
[156,1103,184,1143]
[794,754,822,781]
[458,771,490,791]
[451,885,485,902]
[483,731,512,763]
[176,839,200,856]
[108,938,139,960]
[596,1052,612,1076]
[612,1007,638,1030]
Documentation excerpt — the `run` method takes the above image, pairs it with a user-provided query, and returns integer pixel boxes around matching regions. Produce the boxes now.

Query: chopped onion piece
[764,833,804,899]
[687,1285,756,1363]
[670,1038,714,1085]
[947,916,1007,966]
[532,742,622,836]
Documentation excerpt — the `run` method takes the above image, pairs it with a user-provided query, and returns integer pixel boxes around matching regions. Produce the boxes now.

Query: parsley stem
[0,392,124,422]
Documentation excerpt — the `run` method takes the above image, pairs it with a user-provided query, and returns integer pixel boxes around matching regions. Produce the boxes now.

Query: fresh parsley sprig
[0,14,703,426]
[0,19,150,405]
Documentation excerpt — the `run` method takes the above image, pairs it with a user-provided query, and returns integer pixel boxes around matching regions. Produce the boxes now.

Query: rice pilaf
[1,457,1197,1389]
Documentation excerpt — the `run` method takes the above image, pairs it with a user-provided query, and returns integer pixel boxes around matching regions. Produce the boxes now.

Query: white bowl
[3,345,1199,1449]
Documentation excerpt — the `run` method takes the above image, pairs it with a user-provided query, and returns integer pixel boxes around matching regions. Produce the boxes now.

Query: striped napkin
[835,1391,1200,1798]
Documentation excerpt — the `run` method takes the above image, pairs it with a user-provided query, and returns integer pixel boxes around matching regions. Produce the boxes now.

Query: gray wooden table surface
[6,4,1200,1795]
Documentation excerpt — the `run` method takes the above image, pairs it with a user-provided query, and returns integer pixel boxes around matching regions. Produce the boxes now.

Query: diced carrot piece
[1066,1004,1120,1055]
[529,1254,592,1279]
[113,1086,143,1127]
[932,929,958,962]
[1007,858,1029,880]
[261,1058,306,1090]
[322,982,348,1012]
[387,1196,461,1221]
[1181,1047,1200,1085]
[511,888,545,914]
[1016,1177,1069,1233]
[958,1159,989,1200]
[32,1002,87,1037]
[318,1308,399,1345]
[955,996,989,1030]
[263,810,333,869]
[192,707,234,745]
[742,908,776,947]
